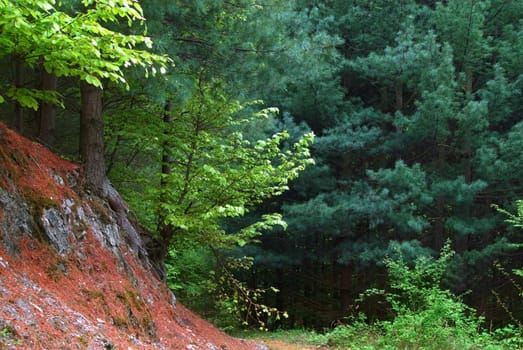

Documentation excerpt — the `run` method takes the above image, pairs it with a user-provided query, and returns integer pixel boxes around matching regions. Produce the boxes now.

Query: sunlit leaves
[158,82,313,248]
[6,87,63,110]
[0,0,171,107]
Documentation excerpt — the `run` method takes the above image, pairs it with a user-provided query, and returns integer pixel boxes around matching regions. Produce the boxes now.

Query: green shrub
[165,245,218,312]
[325,242,514,349]
[326,314,378,350]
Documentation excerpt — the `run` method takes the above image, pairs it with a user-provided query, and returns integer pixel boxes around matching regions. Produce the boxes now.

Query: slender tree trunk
[457,69,474,253]
[395,80,403,112]
[13,55,24,132]
[38,70,57,146]
[378,86,388,112]
[161,100,174,183]
[80,81,106,193]
[433,141,449,251]
[339,264,352,315]
[157,100,175,263]
[465,68,473,96]
[463,68,473,184]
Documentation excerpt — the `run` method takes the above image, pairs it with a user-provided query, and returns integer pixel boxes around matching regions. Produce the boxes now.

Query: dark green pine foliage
[245,0,523,327]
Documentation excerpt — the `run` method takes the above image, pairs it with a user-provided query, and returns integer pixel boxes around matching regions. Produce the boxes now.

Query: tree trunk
[155,100,175,271]
[13,55,24,133]
[161,100,174,184]
[465,68,473,96]
[80,80,106,194]
[433,140,450,251]
[80,80,150,267]
[38,70,57,146]
[395,80,403,112]
[463,68,473,184]
[339,264,353,315]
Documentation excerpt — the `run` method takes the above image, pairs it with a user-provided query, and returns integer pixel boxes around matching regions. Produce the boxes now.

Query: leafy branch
[212,249,288,330]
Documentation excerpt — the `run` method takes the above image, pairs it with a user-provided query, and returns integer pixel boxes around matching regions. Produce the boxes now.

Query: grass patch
[232,328,328,348]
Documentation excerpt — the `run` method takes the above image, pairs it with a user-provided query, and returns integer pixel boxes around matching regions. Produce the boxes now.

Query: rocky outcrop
[0,122,255,349]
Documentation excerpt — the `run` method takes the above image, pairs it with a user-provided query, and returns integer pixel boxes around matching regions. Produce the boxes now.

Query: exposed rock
[40,207,74,255]
[255,345,270,350]
[0,186,33,255]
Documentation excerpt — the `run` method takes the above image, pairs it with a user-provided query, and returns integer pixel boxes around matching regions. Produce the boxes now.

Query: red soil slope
[0,122,259,349]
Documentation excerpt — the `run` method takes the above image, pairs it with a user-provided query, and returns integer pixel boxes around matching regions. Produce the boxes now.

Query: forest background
[1,0,522,348]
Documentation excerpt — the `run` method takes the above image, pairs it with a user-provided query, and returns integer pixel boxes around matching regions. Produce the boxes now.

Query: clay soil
[0,235,260,349]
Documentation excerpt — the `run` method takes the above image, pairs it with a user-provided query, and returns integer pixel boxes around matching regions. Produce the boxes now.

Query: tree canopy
[0,0,169,107]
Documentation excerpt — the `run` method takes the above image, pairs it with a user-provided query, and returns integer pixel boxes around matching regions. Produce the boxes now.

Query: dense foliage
[1,0,523,341]
[0,0,168,107]
[241,243,523,349]
[241,0,523,329]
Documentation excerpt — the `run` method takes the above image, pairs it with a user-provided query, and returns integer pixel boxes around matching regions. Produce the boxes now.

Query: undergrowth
[239,241,522,349]
[323,241,522,349]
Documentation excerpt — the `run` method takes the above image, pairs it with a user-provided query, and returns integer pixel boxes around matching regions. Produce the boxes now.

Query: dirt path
[257,339,328,350]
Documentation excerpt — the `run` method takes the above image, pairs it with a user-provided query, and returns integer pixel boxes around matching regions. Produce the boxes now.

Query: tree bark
[38,70,57,146]
[161,100,174,183]
[463,68,473,184]
[339,264,353,315]
[395,80,403,112]
[80,80,149,266]
[433,141,449,251]
[80,81,106,194]
[157,100,175,265]
[13,55,24,133]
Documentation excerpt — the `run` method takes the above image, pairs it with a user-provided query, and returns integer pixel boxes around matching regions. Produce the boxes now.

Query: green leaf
[84,75,101,87]
[17,95,39,110]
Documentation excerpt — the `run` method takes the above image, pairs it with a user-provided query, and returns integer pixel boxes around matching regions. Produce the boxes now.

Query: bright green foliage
[158,81,314,248]
[496,200,523,292]
[99,1,320,328]
[498,200,523,230]
[325,243,517,350]
[0,0,169,106]
[103,88,164,228]
[380,242,457,312]
[165,246,217,311]
[103,77,314,327]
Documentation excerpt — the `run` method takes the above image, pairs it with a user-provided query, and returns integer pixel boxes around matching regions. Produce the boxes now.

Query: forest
[0,0,522,348]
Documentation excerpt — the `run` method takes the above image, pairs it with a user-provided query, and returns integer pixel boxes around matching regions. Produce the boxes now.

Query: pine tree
[247,0,523,326]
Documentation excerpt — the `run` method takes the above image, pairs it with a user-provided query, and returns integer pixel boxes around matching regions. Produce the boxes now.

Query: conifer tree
[246,0,523,326]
